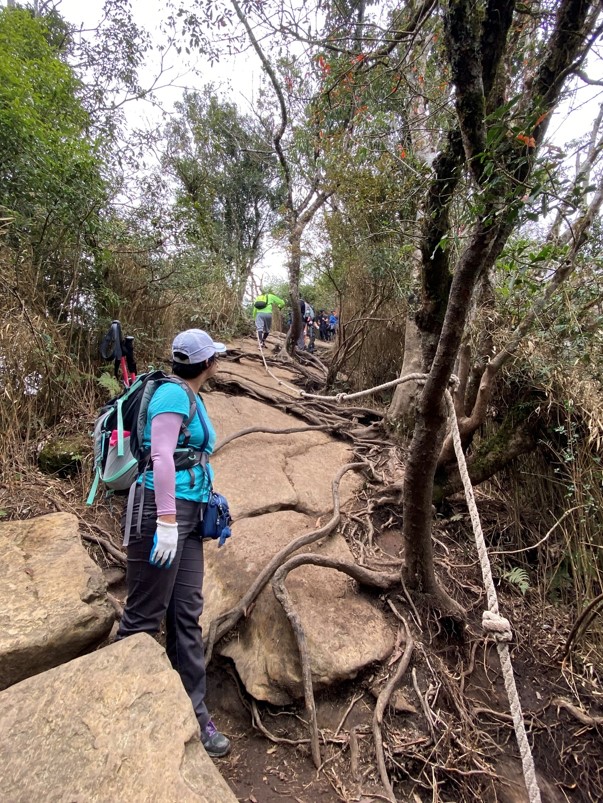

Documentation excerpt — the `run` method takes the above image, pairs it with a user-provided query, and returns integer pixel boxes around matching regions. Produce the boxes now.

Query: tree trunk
[387,52,438,434]
[403,222,501,594]
[401,397,446,594]
[401,0,596,598]
[287,226,303,353]
[387,316,422,435]
[433,404,541,503]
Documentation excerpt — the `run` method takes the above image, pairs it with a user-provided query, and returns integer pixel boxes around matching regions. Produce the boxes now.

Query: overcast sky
[53,0,288,282]
[54,0,603,136]
[58,0,261,124]
[52,0,603,283]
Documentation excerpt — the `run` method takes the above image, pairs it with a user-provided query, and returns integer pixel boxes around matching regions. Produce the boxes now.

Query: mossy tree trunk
[433,399,543,504]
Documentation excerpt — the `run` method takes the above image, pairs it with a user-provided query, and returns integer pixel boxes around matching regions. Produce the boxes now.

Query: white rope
[445,390,541,803]
[300,371,433,401]
[253,349,541,801]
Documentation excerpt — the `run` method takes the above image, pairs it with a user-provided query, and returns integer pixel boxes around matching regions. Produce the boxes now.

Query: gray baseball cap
[172,329,226,364]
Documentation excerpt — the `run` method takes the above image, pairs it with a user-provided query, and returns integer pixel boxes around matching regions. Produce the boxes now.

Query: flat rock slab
[203,510,395,704]
[0,633,237,803]
[205,393,362,518]
[0,512,115,690]
[217,335,327,403]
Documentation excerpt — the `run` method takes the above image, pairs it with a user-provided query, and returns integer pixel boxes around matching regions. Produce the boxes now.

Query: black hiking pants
[116,487,210,730]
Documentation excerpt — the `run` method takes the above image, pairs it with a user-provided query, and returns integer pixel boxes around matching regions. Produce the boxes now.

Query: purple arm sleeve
[150,412,183,516]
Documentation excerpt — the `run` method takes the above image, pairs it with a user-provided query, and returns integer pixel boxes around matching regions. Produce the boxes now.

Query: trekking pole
[123,335,137,385]
[113,321,130,388]
[100,320,132,388]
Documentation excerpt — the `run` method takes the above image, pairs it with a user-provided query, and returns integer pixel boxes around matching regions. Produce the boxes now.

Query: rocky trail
[1,334,601,802]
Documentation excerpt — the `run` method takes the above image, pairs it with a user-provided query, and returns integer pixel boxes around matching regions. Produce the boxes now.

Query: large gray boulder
[0,512,115,690]
[203,511,395,704]
[0,634,237,803]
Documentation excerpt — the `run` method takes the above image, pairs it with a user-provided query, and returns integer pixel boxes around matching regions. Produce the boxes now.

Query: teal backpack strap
[168,377,209,450]
[196,395,211,491]
[116,397,126,456]
[196,394,210,453]
[86,467,101,505]
[173,381,209,490]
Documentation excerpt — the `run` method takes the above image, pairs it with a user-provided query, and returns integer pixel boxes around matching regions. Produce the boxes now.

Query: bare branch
[230,0,293,212]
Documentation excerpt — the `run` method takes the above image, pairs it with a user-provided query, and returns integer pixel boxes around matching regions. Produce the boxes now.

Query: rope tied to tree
[255,349,541,802]
[297,371,459,402]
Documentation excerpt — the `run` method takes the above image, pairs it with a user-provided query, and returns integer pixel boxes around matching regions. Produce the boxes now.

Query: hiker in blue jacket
[116,328,230,758]
[253,288,285,347]
[328,311,338,341]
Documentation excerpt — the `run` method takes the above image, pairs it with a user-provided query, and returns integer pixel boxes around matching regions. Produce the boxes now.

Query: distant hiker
[304,302,316,353]
[115,328,231,759]
[317,310,329,341]
[253,289,286,347]
[328,311,338,341]
[295,298,307,350]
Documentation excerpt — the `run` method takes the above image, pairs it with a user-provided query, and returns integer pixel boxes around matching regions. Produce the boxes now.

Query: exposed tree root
[274,553,400,590]
[272,553,400,767]
[204,461,368,663]
[214,423,336,454]
[409,586,466,622]
[552,697,603,727]
[107,592,124,619]
[80,529,126,567]
[285,346,329,377]
[562,591,603,659]
[250,700,311,746]
[373,613,414,802]
[47,495,127,567]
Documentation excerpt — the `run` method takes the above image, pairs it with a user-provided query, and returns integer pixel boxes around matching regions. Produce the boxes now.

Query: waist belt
[123,450,208,546]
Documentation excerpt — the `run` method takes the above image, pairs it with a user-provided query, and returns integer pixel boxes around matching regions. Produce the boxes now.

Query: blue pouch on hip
[202,491,232,547]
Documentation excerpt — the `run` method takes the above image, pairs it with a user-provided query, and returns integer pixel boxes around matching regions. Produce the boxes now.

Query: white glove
[149,520,178,568]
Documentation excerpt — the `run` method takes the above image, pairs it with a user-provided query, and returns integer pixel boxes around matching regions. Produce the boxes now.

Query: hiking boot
[201,720,231,757]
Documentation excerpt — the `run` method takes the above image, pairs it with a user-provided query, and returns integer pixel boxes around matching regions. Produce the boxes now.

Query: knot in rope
[299,390,307,397]
[482,610,513,642]
[335,393,346,404]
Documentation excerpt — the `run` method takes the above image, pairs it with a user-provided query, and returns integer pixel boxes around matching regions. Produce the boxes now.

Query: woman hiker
[115,328,231,758]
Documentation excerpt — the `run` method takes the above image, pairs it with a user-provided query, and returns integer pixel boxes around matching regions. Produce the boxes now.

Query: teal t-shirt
[140,382,215,502]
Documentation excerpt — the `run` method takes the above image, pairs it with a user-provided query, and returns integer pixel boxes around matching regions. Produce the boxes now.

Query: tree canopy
[0,7,106,268]
[163,88,282,300]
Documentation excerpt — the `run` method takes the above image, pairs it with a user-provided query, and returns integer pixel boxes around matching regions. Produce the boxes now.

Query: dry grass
[327,263,407,394]
[0,241,245,501]
[474,423,603,665]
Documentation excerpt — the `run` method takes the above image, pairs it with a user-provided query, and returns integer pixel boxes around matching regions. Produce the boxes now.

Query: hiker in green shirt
[253,289,286,347]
